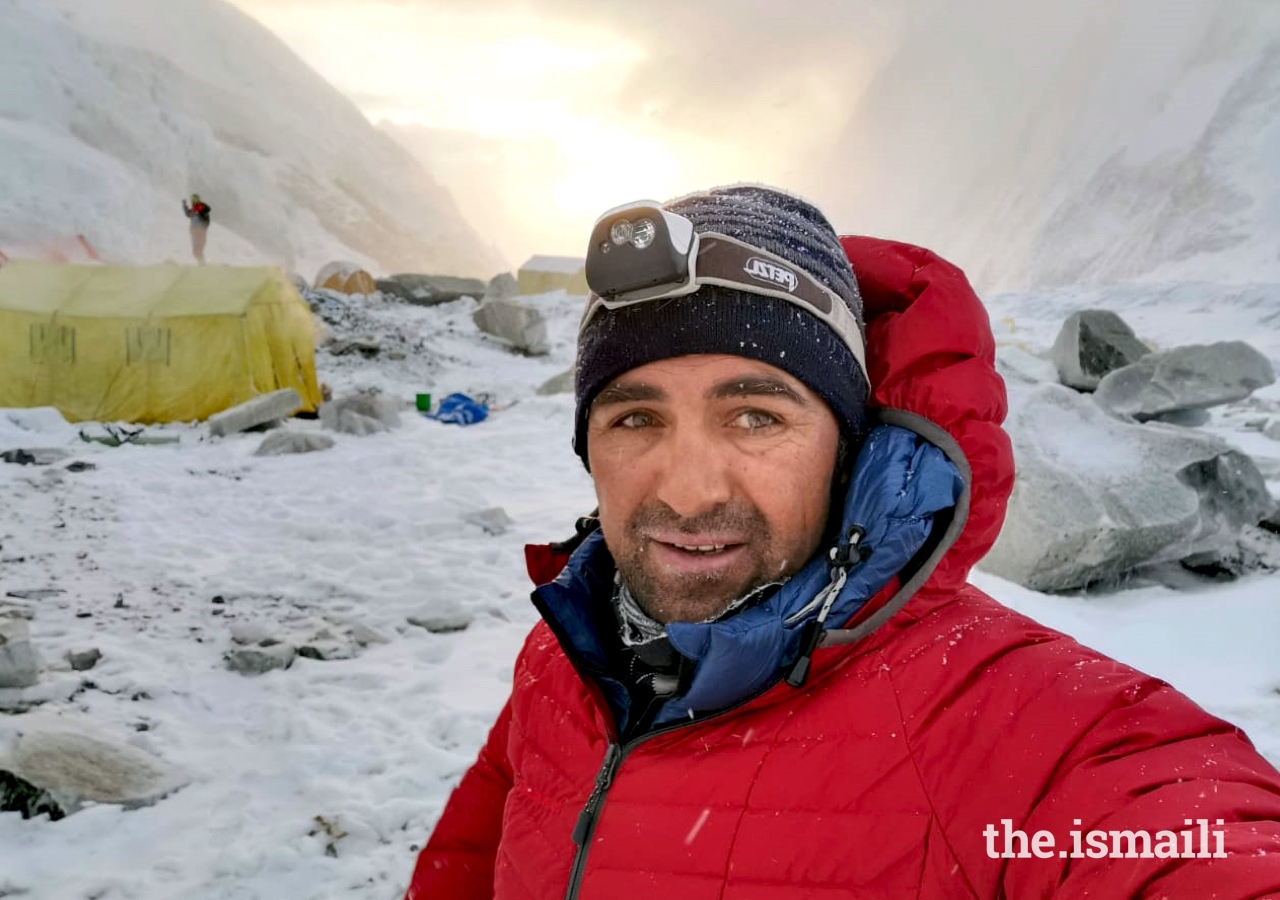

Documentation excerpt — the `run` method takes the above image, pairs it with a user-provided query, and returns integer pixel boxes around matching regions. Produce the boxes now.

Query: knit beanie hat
[573,184,870,466]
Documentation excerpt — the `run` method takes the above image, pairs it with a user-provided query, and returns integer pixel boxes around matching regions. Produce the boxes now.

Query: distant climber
[182,193,211,264]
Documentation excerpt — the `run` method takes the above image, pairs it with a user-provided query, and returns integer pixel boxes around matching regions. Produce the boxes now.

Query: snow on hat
[572,184,870,466]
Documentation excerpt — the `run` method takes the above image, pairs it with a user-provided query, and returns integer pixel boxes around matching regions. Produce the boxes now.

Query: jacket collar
[532,419,965,730]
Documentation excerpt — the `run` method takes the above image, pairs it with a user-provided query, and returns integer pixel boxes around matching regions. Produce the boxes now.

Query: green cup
[415,393,432,412]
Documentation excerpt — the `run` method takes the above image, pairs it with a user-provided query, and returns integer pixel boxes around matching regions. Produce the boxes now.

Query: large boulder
[319,392,401,435]
[377,274,486,306]
[208,389,303,437]
[0,619,39,689]
[1050,310,1150,391]
[979,384,1274,591]
[1094,341,1275,421]
[485,272,518,300]
[0,720,188,815]
[472,297,549,356]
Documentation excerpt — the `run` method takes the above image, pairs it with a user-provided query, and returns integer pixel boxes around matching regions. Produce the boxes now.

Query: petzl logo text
[744,257,798,293]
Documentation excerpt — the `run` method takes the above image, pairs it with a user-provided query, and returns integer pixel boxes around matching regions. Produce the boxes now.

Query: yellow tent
[517,255,588,296]
[0,262,323,424]
[315,261,377,295]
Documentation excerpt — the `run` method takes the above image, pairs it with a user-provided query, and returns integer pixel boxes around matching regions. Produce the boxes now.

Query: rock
[486,272,518,300]
[1178,527,1280,581]
[378,274,487,306]
[320,392,401,435]
[328,338,382,358]
[407,605,473,634]
[1,448,70,466]
[536,369,575,396]
[979,384,1276,591]
[66,649,102,672]
[1094,341,1275,421]
[347,622,389,646]
[0,680,78,714]
[229,621,274,645]
[0,721,188,814]
[254,431,335,457]
[0,620,39,689]
[1265,420,1280,442]
[1051,310,1150,391]
[5,589,65,601]
[224,644,296,675]
[1151,408,1212,427]
[1261,507,1280,536]
[64,461,97,473]
[296,640,355,661]
[472,297,549,356]
[207,389,304,437]
[463,507,514,536]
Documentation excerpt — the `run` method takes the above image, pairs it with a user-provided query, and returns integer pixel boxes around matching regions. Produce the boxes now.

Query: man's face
[586,354,842,624]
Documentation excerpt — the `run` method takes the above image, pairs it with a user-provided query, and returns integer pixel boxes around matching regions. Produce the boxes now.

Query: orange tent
[315,261,376,295]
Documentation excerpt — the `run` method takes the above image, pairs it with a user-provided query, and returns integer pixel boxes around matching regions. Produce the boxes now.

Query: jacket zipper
[553,547,864,899]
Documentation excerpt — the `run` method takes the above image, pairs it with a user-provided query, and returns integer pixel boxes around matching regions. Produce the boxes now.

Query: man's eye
[735,410,780,431]
[615,411,655,429]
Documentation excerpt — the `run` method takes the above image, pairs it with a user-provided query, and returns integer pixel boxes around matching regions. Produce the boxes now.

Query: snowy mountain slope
[0,0,500,278]
[814,0,1280,292]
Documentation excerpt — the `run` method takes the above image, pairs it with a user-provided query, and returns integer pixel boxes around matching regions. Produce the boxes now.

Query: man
[182,193,211,264]
[406,185,1280,899]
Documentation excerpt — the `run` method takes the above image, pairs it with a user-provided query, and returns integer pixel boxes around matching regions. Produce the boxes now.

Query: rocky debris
[407,604,473,634]
[979,384,1275,591]
[485,272,518,300]
[64,461,97,473]
[1094,341,1275,421]
[472,297,550,356]
[1051,310,1150,391]
[66,649,102,672]
[346,622,389,646]
[378,274,486,306]
[208,389,304,437]
[463,507,514,536]
[320,392,402,436]
[0,720,188,815]
[1265,420,1280,441]
[536,369,575,396]
[1151,408,1212,427]
[327,338,382,358]
[0,620,39,689]
[254,431,335,457]
[1,448,70,466]
[1178,527,1280,581]
[5,589,65,601]
[0,680,79,714]
[1260,507,1280,536]
[297,640,355,662]
[224,644,296,675]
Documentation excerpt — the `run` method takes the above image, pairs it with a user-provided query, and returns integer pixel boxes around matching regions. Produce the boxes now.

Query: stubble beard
[611,501,781,625]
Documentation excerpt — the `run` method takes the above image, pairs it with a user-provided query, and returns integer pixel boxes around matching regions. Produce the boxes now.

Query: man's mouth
[668,542,731,554]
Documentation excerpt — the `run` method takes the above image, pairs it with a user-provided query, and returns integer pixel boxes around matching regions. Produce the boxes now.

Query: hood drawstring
[785,525,871,688]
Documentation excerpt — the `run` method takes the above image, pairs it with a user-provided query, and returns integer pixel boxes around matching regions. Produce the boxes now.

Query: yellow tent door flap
[0,261,324,424]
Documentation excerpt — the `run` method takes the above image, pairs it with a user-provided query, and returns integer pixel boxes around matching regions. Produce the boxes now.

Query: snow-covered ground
[1,284,1278,899]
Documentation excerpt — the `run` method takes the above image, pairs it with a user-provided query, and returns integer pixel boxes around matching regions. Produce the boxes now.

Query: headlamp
[581,199,868,382]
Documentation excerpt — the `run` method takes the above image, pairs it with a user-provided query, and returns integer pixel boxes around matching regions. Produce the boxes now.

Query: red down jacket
[407,237,1280,899]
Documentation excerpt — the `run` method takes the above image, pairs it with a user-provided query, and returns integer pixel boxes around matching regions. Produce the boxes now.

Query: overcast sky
[228,0,904,265]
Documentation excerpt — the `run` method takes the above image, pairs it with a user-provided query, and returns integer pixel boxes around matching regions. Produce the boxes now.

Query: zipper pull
[572,743,622,846]
[785,526,868,689]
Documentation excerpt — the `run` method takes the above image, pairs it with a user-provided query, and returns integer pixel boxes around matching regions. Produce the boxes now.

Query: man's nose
[652,424,735,520]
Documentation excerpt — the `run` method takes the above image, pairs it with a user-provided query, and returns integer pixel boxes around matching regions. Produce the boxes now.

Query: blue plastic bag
[424,392,489,426]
